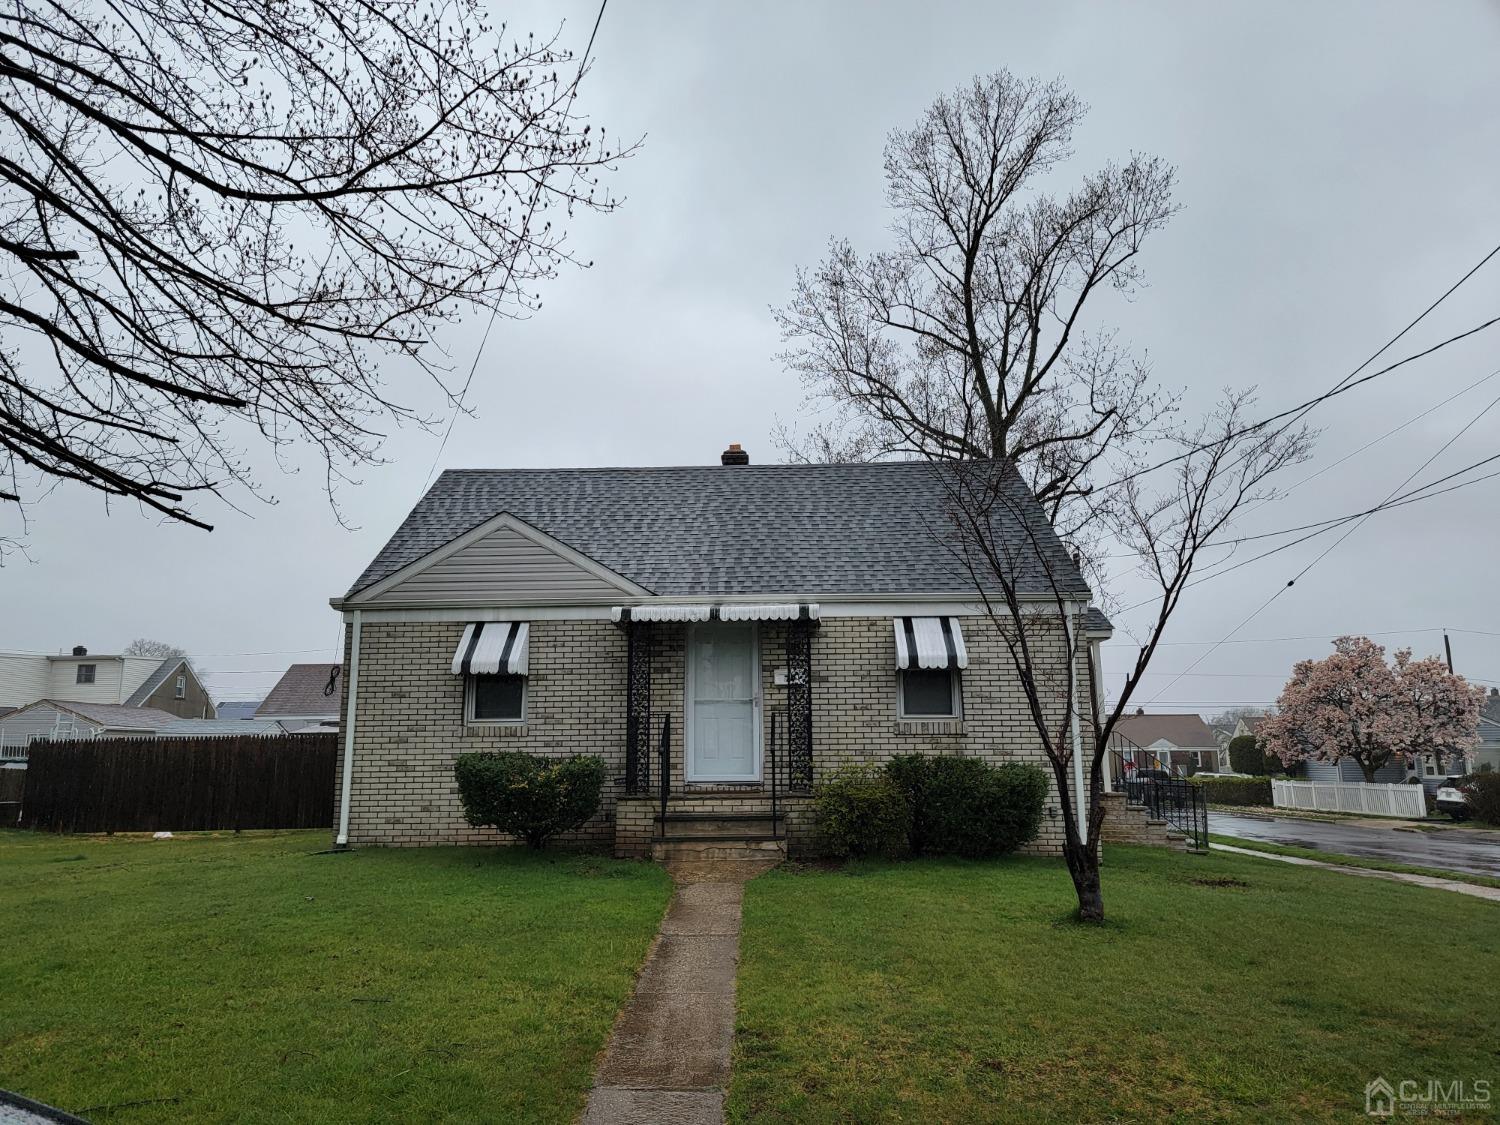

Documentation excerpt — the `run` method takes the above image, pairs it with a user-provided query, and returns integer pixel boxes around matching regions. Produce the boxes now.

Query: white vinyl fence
[1271,779,1427,819]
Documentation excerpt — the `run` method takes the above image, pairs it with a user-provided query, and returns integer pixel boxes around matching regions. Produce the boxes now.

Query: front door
[686,622,760,782]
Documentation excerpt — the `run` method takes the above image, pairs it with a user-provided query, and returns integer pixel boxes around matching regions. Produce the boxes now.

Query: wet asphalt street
[1210,812,1500,878]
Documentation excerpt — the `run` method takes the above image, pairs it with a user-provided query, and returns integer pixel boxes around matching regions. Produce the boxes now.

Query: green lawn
[0,830,671,1124]
[730,846,1500,1123]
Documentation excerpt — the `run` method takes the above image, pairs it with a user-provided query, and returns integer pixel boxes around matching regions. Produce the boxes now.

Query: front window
[467,674,526,724]
[75,664,96,684]
[899,668,960,718]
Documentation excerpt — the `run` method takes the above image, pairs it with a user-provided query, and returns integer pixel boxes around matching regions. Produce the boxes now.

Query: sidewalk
[1210,843,1500,902]
[581,859,776,1125]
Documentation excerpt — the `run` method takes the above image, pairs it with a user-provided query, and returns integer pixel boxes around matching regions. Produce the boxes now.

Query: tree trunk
[1064,840,1104,923]
[1360,760,1378,783]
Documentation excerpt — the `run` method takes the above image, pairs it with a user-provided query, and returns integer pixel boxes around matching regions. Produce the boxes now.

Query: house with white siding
[0,647,215,760]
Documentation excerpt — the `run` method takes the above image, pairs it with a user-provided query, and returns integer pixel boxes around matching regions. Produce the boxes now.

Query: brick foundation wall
[339,613,1095,856]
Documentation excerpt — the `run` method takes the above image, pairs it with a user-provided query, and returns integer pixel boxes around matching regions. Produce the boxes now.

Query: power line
[1141,334,1500,702]
[1104,626,1500,648]
[1094,240,1500,492]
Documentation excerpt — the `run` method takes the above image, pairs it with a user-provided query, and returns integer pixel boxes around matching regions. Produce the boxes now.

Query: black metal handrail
[1123,775,1207,850]
[769,712,779,832]
[1107,728,1187,791]
[657,714,670,840]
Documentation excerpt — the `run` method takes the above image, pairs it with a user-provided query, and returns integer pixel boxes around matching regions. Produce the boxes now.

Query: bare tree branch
[0,0,636,537]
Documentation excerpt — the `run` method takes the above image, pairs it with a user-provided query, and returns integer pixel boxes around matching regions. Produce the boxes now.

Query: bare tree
[775,71,1179,553]
[938,394,1311,922]
[0,0,632,533]
[123,638,185,658]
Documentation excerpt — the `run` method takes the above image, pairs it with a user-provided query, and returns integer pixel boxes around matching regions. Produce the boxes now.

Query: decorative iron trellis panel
[625,621,653,794]
[785,620,814,791]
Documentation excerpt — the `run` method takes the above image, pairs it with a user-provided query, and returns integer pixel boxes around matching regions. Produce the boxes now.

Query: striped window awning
[451,621,529,676]
[893,616,968,671]
[611,603,820,624]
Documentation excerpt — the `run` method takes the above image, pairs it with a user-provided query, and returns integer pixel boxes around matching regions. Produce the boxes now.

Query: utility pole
[1444,631,1454,674]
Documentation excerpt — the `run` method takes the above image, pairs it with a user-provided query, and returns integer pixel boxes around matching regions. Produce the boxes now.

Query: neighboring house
[1113,711,1223,774]
[0,700,182,758]
[1292,757,1408,784]
[1477,688,1500,774]
[0,647,213,718]
[254,665,341,727]
[1231,715,1265,742]
[214,700,264,721]
[329,452,1113,857]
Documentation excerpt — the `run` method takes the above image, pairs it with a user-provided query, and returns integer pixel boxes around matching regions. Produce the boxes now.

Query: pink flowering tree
[1261,636,1485,782]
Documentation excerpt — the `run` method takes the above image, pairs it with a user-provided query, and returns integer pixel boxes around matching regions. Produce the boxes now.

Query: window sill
[463,722,528,737]
[894,718,963,736]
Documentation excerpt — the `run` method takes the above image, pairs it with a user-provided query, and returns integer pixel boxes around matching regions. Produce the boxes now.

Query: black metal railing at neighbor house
[1107,729,1207,850]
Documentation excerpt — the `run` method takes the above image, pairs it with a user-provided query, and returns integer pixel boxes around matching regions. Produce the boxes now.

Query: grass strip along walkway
[728,846,1500,1123]
[0,830,672,1124]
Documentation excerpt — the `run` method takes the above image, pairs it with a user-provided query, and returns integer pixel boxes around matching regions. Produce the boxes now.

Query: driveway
[1210,812,1500,878]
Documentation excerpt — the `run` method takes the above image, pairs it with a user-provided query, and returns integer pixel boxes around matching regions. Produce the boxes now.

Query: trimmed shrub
[453,751,605,849]
[1462,772,1500,826]
[1228,734,1276,776]
[886,754,1048,858]
[1190,775,1273,807]
[813,765,909,858]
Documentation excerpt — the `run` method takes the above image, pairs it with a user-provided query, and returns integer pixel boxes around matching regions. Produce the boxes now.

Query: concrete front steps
[1099,791,1205,853]
[649,806,788,863]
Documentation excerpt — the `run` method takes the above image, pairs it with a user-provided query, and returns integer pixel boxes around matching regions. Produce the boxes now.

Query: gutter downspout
[335,610,362,849]
[1064,603,1086,841]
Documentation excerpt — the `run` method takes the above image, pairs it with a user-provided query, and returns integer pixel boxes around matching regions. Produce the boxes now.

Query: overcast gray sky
[3,0,1498,716]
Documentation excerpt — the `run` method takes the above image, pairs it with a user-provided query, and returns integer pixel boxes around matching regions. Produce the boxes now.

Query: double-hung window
[893,616,966,720]
[452,622,530,725]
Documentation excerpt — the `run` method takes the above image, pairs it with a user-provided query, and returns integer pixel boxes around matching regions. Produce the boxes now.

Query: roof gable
[350,512,649,607]
[124,658,191,707]
[5,699,180,729]
[1114,713,1218,750]
[254,664,342,718]
[342,461,1090,603]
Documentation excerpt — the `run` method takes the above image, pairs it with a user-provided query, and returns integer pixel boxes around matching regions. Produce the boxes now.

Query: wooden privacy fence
[20,734,338,833]
[1271,778,1428,819]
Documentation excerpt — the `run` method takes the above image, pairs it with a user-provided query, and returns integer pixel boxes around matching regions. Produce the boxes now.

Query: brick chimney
[72,645,87,656]
[720,442,749,466]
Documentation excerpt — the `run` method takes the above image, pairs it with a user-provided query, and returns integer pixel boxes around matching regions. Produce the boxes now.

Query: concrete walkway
[581,860,776,1125]
[1211,843,1500,902]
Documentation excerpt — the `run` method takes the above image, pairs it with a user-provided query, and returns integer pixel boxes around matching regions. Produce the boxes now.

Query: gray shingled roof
[124,658,187,707]
[25,700,183,730]
[214,700,263,720]
[1114,712,1219,750]
[254,664,342,718]
[344,461,1090,600]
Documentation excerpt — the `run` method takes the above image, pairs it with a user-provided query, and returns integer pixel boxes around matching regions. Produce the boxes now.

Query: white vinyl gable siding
[361,522,637,606]
[45,658,123,703]
[0,654,50,709]
[120,657,166,699]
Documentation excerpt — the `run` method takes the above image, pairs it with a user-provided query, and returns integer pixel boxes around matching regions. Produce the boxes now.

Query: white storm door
[686,623,760,782]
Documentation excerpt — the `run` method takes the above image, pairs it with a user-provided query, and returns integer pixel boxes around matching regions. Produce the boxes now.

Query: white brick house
[330,451,1113,857]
